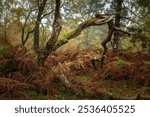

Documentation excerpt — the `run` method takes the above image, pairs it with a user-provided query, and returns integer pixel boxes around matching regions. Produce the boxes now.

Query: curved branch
[100,22,131,68]
[53,15,114,51]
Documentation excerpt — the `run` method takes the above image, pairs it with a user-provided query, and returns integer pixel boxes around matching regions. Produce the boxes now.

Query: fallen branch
[54,74,80,95]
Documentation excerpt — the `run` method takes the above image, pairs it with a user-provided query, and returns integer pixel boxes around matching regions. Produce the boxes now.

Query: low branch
[100,22,131,67]
[114,26,131,36]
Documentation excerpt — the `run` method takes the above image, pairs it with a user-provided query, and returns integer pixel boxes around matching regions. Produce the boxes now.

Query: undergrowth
[0,47,55,99]
[1,45,150,99]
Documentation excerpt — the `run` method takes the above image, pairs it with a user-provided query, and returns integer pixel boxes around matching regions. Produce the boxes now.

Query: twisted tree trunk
[38,0,62,65]
[39,14,114,65]
[37,0,129,65]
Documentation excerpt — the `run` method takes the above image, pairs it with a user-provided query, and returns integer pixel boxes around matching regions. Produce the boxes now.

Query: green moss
[56,32,70,45]
[83,19,96,25]
[56,19,96,46]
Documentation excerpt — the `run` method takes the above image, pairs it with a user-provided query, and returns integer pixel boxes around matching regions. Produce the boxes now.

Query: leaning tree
[37,0,131,65]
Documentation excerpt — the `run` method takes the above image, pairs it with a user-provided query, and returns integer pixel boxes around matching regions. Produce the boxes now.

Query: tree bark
[34,0,47,52]
[38,0,62,65]
[53,15,114,51]
[21,9,37,46]
[4,16,8,39]
[39,15,114,65]
[38,11,131,66]
[101,21,131,67]
[36,0,129,65]
[113,0,123,51]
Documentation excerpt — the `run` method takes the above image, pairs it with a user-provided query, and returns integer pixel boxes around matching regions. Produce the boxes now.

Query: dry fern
[0,77,20,93]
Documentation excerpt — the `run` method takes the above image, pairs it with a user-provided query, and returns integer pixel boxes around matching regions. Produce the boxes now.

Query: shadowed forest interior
[0,0,150,99]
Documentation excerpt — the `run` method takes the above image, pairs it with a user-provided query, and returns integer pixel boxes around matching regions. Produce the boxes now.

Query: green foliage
[116,59,126,69]
[0,47,7,55]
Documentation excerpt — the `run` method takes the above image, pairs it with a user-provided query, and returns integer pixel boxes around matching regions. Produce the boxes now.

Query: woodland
[0,0,150,100]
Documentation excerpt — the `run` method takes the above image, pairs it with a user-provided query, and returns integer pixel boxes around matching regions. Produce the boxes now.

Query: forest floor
[1,44,150,99]
[46,49,150,99]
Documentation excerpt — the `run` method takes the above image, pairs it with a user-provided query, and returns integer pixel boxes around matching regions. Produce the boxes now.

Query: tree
[38,0,62,64]
[113,0,124,51]
[1,0,150,65]
[0,0,12,38]
[33,0,131,65]
[33,0,47,52]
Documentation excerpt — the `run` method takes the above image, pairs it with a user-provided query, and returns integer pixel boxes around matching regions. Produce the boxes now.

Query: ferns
[0,47,54,99]
[1,46,150,99]
[0,78,20,93]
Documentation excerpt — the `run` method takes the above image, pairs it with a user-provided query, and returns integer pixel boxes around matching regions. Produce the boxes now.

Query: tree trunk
[38,15,114,65]
[34,0,47,52]
[38,12,130,65]
[4,16,8,39]
[38,0,62,65]
[21,9,36,46]
[113,0,123,51]
[34,24,40,51]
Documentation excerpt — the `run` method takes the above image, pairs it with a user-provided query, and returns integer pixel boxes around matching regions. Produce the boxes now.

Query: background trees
[0,0,150,64]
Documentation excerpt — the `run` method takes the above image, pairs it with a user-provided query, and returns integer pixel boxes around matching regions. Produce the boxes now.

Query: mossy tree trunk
[37,1,130,66]
[38,0,62,65]
[38,14,114,65]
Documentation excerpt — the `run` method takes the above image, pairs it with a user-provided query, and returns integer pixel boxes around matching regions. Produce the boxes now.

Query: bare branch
[21,8,38,45]
[22,29,35,46]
